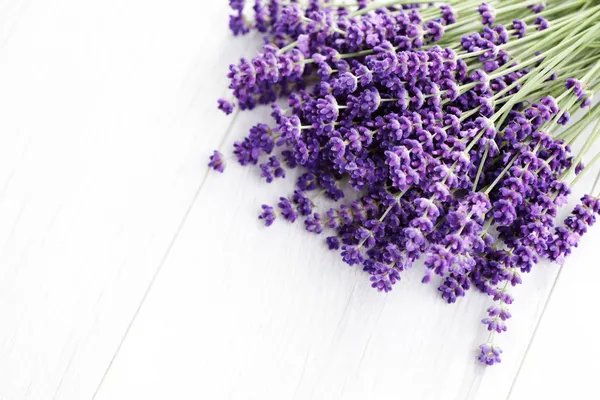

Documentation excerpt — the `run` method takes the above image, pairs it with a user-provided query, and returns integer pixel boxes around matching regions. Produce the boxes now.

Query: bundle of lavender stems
[209,0,600,365]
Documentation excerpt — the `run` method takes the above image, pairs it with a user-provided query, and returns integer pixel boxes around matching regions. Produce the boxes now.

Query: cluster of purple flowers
[213,0,600,367]
[220,0,453,112]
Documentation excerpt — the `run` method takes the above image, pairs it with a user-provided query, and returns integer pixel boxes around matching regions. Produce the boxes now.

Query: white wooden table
[1,1,598,399]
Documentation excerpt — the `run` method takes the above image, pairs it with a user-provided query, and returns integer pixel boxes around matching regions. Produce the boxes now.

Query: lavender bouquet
[209,0,600,365]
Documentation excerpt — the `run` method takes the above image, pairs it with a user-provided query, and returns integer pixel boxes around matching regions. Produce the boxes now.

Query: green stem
[473,144,490,192]
[277,40,298,55]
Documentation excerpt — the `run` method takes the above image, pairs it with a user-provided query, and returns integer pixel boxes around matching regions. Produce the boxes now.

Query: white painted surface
[0,1,597,400]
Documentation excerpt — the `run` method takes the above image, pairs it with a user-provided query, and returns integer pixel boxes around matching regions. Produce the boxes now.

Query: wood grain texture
[0,1,240,399]
[1,1,599,400]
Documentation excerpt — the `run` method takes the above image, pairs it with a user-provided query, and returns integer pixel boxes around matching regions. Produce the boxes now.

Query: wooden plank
[0,1,241,399]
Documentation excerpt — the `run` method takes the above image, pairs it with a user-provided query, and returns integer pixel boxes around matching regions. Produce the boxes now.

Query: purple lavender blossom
[529,3,545,13]
[260,155,285,183]
[326,236,340,250]
[258,204,276,226]
[478,344,502,365]
[315,95,340,124]
[218,98,234,115]
[511,20,527,38]
[440,5,456,25]
[208,150,226,173]
[278,197,298,223]
[341,245,364,266]
[229,0,244,12]
[534,16,550,31]
[478,3,496,27]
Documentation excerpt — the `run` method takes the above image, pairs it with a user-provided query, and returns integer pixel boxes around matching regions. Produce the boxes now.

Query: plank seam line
[91,110,240,399]
[506,169,600,400]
